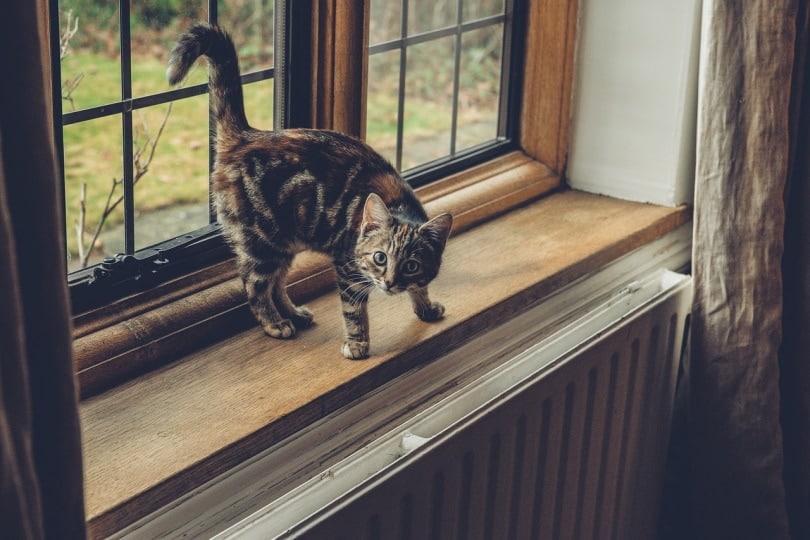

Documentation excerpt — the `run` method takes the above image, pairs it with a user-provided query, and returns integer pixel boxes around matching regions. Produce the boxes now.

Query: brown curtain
[686,1,810,539]
[0,1,86,539]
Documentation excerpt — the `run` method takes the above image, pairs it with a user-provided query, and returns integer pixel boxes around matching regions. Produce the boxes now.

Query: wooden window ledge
[79,184,690,537]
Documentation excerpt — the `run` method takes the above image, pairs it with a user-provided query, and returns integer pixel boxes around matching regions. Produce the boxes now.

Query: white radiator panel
[221,271,692,540]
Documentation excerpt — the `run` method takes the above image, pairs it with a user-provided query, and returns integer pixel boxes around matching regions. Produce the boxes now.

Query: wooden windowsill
[72,151,558,398]
[80,189,690,537]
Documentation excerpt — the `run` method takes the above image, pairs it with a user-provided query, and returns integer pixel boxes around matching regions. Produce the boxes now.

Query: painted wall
[567,0,702,207]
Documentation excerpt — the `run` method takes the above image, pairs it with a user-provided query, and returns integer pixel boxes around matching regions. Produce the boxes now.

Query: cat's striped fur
[168,23,453,359]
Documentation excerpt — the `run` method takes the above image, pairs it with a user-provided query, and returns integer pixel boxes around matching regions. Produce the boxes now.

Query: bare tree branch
[62,73,84,111]
[60,10,84,110]
[75,182,87,264]
[135,102,173,180]
[76,104,173,268]
[60,10,79,60]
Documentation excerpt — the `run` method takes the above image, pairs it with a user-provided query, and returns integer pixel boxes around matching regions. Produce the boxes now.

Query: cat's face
[355,194,452,294]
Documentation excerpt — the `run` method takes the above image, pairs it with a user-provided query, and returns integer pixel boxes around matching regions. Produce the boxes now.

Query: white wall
[567,0,702,207]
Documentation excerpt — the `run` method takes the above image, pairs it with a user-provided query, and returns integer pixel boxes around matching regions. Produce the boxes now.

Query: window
[55,0,527,313]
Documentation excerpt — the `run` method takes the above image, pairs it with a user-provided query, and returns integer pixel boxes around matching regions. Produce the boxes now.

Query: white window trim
[567,0,702,207]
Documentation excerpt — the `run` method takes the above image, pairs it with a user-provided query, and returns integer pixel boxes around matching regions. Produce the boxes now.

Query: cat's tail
[167,23,249,136]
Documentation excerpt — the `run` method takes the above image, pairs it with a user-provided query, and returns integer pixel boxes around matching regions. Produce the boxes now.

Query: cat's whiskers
[341,278,374,308]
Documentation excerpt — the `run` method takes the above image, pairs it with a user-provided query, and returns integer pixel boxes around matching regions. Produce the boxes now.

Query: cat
[167,23,453,359]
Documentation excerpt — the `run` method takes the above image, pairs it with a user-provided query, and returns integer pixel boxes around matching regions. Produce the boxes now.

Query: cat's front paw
[342,340,370,360]
[263,319,296,339]
[416,301,445,322]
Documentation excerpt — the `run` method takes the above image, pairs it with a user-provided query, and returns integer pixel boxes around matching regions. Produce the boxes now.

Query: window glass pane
[133,98,210,252]
[242,79,275,131]
[217,1,275,127]
[370,0,401,43]
[457,24,502,152]
[463,0,504,21]
[366,49,400,166]
[407,0,457,34]
[58,2,120,111]
[402,36,455,170]
[132,1,208,98]
[63,115,123,271]
[218,0,274,73]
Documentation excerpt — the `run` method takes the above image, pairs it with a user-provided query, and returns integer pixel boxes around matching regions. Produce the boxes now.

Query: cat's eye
[372,251,387,266]
[404,260,420,275]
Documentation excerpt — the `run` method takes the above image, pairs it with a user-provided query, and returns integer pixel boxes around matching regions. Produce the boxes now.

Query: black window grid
[371,0,525,188]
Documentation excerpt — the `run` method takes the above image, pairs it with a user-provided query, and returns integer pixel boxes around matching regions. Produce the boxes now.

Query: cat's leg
[334,262,371,359]
[408,286,445,322]
[272,268,314,329]
[238,254,300,339]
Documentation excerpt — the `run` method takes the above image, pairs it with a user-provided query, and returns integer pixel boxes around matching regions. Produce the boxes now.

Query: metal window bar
[368,15,505,58]
[449,0,464,157]
[120,0,135,254]
[395,0,409,171]
[62,71,273,126]
[367,3,520,187]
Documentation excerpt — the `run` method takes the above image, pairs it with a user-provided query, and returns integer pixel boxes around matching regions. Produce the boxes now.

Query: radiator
[216,269,692,540]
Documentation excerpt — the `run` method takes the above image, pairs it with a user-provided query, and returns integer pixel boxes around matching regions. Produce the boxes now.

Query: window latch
[89,223,225,284]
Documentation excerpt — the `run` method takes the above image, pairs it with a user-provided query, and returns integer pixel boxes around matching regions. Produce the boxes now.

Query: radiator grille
[290,284,689,540]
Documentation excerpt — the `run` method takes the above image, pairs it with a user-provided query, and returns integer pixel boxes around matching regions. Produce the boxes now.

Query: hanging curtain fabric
[0,1,86,538]
[689,0,810,538]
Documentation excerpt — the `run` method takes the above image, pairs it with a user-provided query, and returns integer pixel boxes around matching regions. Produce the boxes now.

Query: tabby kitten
[168,23,453,359]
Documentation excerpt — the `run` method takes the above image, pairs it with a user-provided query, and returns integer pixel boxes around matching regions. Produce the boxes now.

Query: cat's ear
[361,193,393,235]
[419,213,453,250]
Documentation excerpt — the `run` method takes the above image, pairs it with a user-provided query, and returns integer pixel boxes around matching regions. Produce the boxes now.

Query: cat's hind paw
[415,301,445,322]
[342,340,370,360]
[263,319,297,339]
[288,306,314,329]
